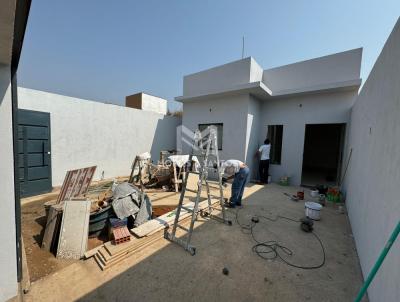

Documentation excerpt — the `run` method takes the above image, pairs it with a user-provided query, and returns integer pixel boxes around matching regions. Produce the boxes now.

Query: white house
[176,49,362,186]
[126,92,168,115]
[1,0,398,299]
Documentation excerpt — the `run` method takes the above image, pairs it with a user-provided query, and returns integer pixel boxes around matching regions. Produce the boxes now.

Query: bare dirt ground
[21,198,77,282]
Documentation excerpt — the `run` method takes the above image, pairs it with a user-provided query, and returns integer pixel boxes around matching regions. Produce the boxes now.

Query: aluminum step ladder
[164,126,232,255]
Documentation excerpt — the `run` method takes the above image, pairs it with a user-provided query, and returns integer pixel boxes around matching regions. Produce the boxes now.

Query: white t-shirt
[220,159,243,176]
[259,144,271,160]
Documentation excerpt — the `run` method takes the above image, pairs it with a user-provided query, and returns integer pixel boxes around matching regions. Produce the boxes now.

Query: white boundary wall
[344,19,400,302]
[0,65,18,302]
[141,93,167,115]
[18,88,181,186]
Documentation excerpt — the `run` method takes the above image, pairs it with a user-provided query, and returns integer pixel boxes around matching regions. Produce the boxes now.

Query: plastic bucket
[310,190,319,198]
[305,202,322,220]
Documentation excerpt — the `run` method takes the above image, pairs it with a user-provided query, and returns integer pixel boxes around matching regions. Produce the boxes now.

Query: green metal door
[18,109,52,197]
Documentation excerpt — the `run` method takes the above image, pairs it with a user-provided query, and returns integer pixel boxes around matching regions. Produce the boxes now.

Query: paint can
[310,190,319,198]
[305,202,322,220]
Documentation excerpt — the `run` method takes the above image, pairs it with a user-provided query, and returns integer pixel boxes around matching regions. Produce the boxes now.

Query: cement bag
[111,182,152,226]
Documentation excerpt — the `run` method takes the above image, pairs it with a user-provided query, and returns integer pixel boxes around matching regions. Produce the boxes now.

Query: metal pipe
[354,220,400,302]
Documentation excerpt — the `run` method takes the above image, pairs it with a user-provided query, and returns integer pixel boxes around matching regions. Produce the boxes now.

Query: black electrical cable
[232,207,326,270]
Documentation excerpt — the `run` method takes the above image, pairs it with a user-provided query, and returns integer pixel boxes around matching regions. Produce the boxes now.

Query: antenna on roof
[242,36,245,59]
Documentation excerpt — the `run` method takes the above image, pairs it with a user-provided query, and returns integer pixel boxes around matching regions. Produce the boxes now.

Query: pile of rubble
[39,150,197,264]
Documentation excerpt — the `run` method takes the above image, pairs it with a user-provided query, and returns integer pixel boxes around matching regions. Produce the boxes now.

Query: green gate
[18,109,52,197]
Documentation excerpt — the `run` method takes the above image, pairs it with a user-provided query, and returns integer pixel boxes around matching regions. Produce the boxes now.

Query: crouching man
[220,159,250,208]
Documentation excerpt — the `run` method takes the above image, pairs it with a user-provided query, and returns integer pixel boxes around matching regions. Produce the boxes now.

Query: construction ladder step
[206,206,222,211]
[181,206,194,212]
[176,224,190,232]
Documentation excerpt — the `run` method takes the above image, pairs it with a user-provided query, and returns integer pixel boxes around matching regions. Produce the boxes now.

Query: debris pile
[128,151,199,192]
[41,165,153,261]
[39,151,206,270]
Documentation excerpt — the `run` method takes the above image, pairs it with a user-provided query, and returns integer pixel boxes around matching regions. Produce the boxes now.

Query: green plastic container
[327,192,341,203]
[279,176,290,186]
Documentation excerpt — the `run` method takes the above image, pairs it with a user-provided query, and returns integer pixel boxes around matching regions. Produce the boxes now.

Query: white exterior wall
[183,58,253,97]
[0,0,18,299]
[343,19,400,302]
[181,90,356,185]
[18,88,181,186]
[259,91,356,185]
[179,48,362,185]
[141,93,168,115]
[262,48,362,93]
[0,65,18,302]
[182,94,249,162]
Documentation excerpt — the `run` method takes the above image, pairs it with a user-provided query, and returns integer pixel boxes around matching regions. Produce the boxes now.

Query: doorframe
[300,123,347,186]
[336,124,347,184]
[11,0,33,283]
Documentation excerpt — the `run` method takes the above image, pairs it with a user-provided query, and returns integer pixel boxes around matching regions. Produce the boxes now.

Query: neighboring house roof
[176,48,362,102]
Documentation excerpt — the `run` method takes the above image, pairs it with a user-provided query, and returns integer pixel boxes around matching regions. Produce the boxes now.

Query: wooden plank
[98,248,110,262]
[173,162,179,192]
[56,166,97,203]
[102,235,162,268]
[57,170,75,203]
[93,217,193,271]
[104,233,161,257]
[79,166,96,195]
[94,254,106,271]
[56,199,91,259]
[41,204,63,251]
[96,232,164,270]
[131,207,189,237]
[131,198,219,237]
[83,245,104,259]
[71,169,88,197]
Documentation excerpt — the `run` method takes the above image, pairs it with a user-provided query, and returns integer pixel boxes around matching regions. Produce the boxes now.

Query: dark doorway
[301,123,345,187]
[18,109,52,197]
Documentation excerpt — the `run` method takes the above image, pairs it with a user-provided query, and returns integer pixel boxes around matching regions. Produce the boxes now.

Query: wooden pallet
[93,198,222,270]
[93,212,199,271]
[94,231,164,270]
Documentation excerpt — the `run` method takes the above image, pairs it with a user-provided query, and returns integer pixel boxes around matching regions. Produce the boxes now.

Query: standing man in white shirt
[257,139,271,184]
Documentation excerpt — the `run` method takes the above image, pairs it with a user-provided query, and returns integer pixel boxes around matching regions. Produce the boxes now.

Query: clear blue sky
[19,0,399,111]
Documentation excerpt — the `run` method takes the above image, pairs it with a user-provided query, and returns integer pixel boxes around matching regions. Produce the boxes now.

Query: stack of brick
[112,226,131,245]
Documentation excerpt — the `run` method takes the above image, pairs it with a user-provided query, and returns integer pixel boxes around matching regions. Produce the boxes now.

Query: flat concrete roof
[176,48,362,103]
[176,79,361,103]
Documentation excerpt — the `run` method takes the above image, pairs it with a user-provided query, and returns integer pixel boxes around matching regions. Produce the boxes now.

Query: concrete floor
[24,183,366,302]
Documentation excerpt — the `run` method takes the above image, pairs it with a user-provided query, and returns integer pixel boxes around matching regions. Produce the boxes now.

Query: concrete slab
[23,184,366,302]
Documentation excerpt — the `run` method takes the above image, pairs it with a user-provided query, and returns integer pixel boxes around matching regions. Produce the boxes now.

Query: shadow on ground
[74,185,365,302]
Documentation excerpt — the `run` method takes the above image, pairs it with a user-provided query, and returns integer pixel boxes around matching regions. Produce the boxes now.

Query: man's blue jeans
[230,167,250,206]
